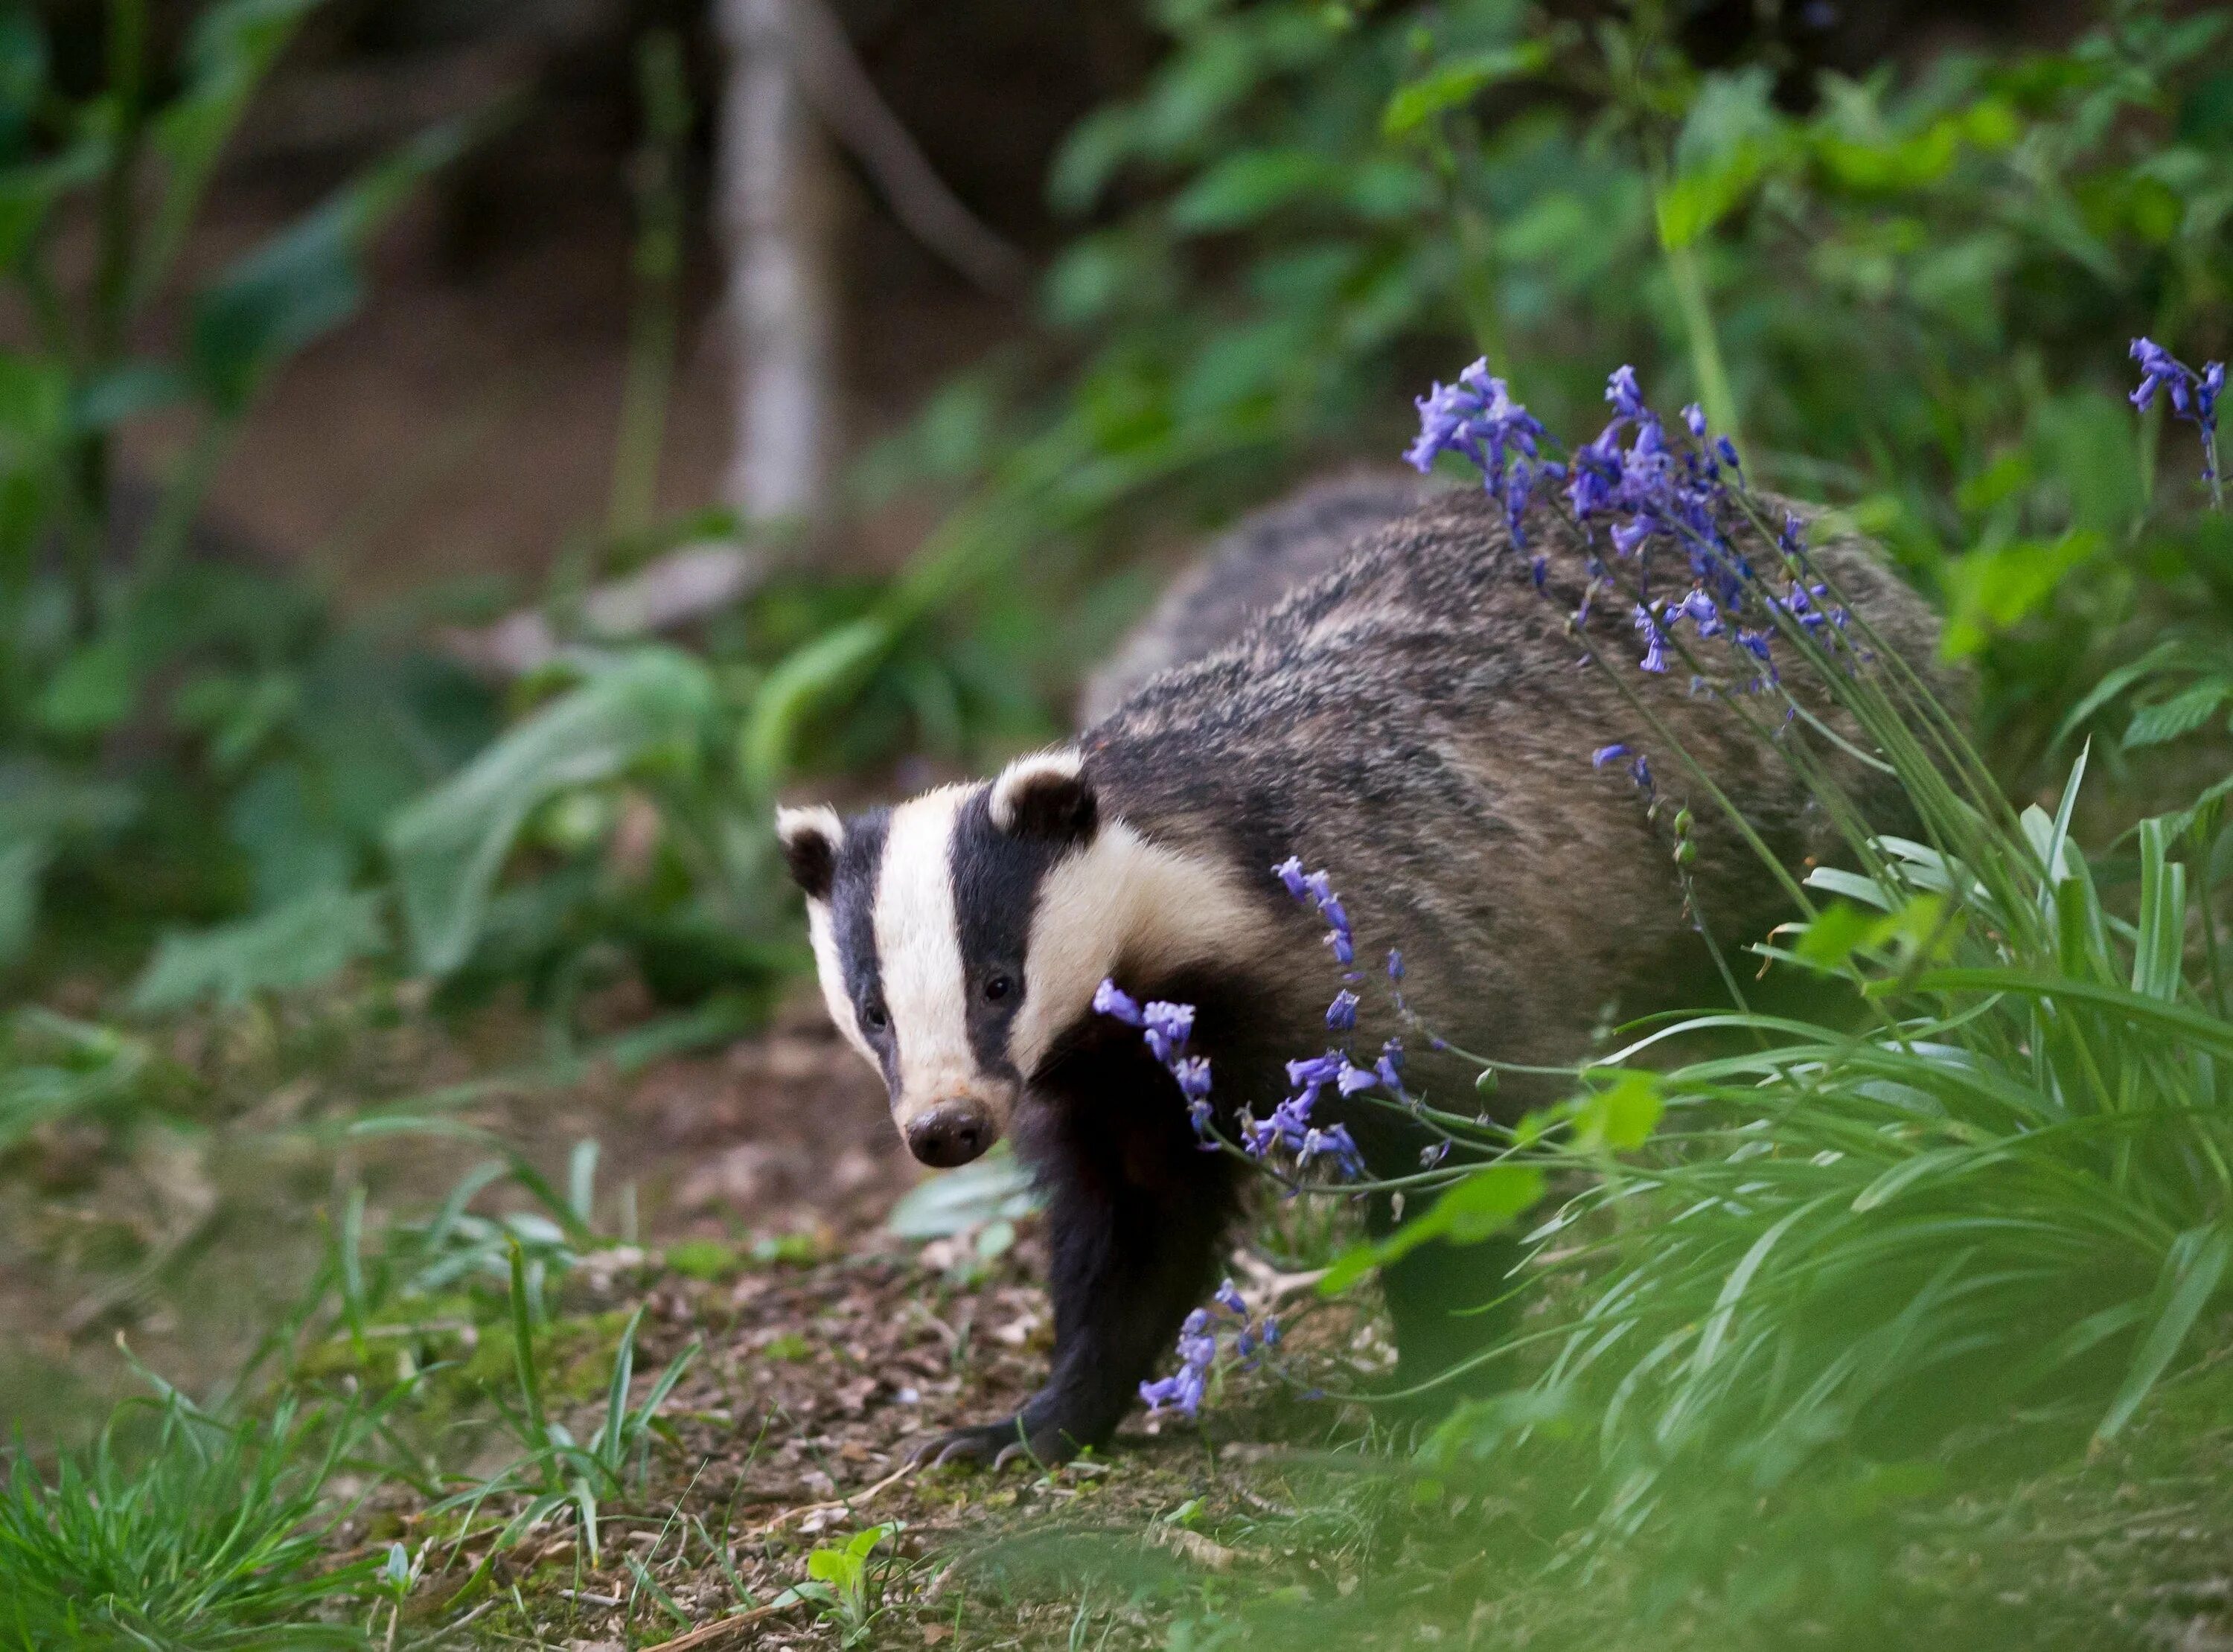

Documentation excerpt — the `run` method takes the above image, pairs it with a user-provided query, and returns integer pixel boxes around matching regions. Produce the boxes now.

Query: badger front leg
[916,1136,1240,1468]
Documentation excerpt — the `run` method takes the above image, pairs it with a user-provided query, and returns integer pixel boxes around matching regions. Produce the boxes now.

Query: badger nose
[905,1100,994,1168]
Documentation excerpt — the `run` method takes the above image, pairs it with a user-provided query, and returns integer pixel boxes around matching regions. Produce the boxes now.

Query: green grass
[0,1392,380,1651]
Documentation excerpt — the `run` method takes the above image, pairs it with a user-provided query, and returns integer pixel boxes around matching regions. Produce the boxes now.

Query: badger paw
[910,1416,1077,1470]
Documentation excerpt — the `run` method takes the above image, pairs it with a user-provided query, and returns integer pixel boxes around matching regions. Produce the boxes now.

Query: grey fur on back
[1078,473,1428,726]
[1080,488,1949,1107]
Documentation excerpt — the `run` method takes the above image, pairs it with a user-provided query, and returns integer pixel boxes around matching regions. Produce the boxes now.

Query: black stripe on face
[830,807,897,1092]
[951,787,1067,1080]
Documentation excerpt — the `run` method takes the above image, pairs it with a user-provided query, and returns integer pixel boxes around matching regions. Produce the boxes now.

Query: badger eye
[983,974,1014,1003]
[862,1000,889,1031]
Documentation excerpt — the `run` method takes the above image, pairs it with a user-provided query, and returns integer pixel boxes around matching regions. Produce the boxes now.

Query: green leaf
[2123,679,2232,749]
[137,0,325,312]
[2098,1224,2232,1441]
[190,123,462,414]
[131,885,386,1011]
[1382,44,1550,136]
[1169,150,1331,232]
[1320,1165,1545,1294]
[1936,530,2101,658]
[35,635,140,737]
[387,647,715,975]
[1570,1072,1664,1153]
[886,1142,1039,1238]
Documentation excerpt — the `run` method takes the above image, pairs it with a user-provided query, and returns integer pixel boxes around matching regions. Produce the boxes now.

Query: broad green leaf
[1936,530,2101,658]
[1381,43,1550,137]
[35,635,139,737]
[1169,150,1331,232]
[887,1142,1040,1238]
[190,123,462,414]
[132,885,386,1011]
[2123,679,2231,749]
[1320,1164,1544,1294]
[2130,817,2187,1002]
[1570,1072,1665,1152]
[387,647,716,975]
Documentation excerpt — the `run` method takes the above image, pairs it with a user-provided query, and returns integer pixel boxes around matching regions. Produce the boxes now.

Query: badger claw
[911,1417,1076,1470]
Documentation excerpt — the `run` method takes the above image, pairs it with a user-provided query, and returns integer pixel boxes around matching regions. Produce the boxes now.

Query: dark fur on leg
[915,1060,1245,1468]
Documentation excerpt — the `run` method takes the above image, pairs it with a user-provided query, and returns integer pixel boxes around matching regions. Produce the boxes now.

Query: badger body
[778,487,1944,1465]
[1079,473,1427,724]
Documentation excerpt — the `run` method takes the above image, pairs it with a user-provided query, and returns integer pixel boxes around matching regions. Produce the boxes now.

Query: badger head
[776,748,1257,1169]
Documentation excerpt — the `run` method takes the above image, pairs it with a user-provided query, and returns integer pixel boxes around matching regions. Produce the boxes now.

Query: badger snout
[905,1098,997,1168]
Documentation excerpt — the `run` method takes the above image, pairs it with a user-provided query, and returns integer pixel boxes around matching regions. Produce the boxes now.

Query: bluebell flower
[1665,588,1723,638]
[1298,1122,1366,1178]
[2131,336,2225,488]
[1143,999,1195,1064]
[1405,359,1554,541]
[1633,604,1670,673]
[1326,988,1359,1032]
[1607,365,1648,421]
[1093,979,1143,1026]
[1375,1038,1408,1097]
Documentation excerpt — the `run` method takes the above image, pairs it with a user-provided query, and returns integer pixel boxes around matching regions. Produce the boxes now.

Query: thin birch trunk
[715,0,840,527]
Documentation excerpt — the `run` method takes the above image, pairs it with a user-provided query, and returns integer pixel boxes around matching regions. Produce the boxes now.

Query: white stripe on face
[874,785,977,1121]
[804,898,875,1069]
[1009,819,1265,1082]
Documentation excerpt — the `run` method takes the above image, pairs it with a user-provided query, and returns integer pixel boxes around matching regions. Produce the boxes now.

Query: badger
[776,485,1943,1467]
[1078,473,1428,725]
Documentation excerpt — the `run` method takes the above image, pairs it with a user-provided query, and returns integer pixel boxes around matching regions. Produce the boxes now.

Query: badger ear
[988,749,1098,845]
[774,804,843,900]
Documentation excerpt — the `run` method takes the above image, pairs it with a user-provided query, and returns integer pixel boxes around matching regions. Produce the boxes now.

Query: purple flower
[1634,604,1670,673]
[1143,999,1195,1064]
[1093,979,1143,1026]
[1405,359,1553,540]
[1607,365,1648,421]
[2131,337,2225,488]
[1666,588,1723,638]
[1326,989,1359,1032]
[1298,1123,1366,1178]
[1375,1038,1408,1096]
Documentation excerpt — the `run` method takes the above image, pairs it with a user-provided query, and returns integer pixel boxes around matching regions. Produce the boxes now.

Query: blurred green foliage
[805,0,2233,799]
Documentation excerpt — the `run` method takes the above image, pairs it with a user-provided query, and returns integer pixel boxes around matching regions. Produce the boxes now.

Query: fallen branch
[442,542,763,677]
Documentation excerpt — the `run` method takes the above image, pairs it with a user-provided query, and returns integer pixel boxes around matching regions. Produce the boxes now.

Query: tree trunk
[715,0,840,527]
